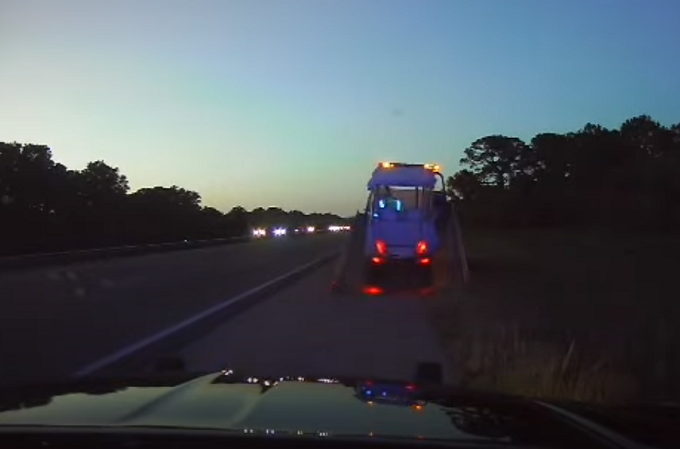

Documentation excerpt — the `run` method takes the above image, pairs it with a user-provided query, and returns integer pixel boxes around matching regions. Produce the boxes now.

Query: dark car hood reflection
[0,370,678,448]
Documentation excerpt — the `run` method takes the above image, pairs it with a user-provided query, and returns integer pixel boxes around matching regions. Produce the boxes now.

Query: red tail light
[375,240,387,255]
[416,241,428,255]
[418,258,431,265]
[372,257,384,264]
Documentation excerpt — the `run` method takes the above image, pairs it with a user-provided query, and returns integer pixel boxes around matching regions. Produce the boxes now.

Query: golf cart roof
[367,162,442,189]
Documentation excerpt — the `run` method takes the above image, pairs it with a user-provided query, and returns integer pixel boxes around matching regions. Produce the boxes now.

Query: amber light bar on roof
[424,163,441,172]
[378,162,442,173]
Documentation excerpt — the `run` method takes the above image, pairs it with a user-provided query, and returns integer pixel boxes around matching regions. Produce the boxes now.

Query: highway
[178,261,446,381]
[1,232,446,385]
[0,235,343,383]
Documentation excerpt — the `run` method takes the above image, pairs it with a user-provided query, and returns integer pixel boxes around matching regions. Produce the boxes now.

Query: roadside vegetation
[0,142,346,256]
[431,115,680,404]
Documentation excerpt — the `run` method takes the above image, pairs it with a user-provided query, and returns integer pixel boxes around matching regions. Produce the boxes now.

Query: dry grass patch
[429,229,680,405]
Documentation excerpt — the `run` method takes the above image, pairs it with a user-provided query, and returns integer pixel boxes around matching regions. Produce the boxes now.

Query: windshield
[370,186,432,216]
[1,0,679,446]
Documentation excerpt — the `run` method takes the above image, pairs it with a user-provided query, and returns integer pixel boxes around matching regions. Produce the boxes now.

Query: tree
[460,135,532,188]
[0,143,57,214]
[78,161,129,198]
[0,143,72,252]
[447,170,481,202]
[0,140,377,254]
[127,186,204,242]
[131,186,201,209]
[225,206,248,236]
[450,116,680,231]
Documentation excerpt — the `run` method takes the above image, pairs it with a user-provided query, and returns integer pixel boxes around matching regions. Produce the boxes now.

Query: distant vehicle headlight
[252,228,267,237]
[306,226,315,233]
[273,227,287,236]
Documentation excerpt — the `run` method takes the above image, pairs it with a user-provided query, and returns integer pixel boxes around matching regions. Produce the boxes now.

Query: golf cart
[363,162,447,283]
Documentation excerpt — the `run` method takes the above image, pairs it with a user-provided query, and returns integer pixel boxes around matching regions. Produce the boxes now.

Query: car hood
[0,370,677,448]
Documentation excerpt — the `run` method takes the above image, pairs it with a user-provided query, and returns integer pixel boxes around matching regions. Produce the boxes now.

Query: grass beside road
[429,228,680,404]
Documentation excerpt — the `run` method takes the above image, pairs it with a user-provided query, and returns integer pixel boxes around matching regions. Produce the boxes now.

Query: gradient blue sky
[2,0,679,215]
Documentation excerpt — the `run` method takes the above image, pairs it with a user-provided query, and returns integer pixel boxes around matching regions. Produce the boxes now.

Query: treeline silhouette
[447,115,680,231]
[0,142,346,256]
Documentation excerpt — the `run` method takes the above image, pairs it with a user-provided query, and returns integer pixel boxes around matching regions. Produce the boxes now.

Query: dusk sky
[2,0,679,216]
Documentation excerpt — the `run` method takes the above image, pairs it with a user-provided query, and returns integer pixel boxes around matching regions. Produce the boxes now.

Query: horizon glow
[1,0,679,215]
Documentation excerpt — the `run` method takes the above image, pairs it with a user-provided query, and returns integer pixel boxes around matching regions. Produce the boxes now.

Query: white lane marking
[535,401,643,449]
[72,251,339,378]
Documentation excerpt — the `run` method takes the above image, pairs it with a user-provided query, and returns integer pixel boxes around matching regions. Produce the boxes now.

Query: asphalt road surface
[178,263,447,382]
[0,234,344,383]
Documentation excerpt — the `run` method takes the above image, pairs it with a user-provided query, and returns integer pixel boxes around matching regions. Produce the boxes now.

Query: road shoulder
[179,264,447,382]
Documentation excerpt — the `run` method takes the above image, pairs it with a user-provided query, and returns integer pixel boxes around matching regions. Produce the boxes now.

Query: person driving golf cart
[377,188,403,213]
